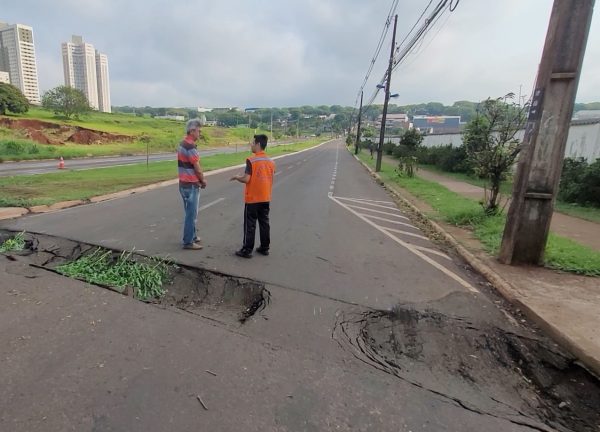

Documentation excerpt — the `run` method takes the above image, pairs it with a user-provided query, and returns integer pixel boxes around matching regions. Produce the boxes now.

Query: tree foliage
[0,83,29,115]
[42,85,91,119]
[399,128,423,150]
[463,94,528,214]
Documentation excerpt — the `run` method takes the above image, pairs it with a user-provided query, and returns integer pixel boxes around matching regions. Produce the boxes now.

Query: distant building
[95,51,111,113]
[0,22,41,104]
[197,107,213,113]
[376,113,409,129]
[0,70,9,83]
[412,115,461,134]
[155,115,185,121]
[62,35,111,112]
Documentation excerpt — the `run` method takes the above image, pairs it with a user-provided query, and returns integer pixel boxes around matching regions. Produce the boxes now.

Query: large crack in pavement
[4,229,600,431]
[0,230,270,325]
[333,305,600,432]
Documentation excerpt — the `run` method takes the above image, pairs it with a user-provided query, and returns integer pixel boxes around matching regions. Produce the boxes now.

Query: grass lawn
[359,151,600,276]
[418,163,600,224]
[0,138,325,208]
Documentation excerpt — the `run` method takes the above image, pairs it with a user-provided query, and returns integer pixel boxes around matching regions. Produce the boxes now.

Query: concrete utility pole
[499,0,595,265]
[376,14,398,173]
[355,90,363,155]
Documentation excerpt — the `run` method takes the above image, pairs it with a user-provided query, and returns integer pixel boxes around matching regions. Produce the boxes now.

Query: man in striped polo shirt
[178,118,206,250]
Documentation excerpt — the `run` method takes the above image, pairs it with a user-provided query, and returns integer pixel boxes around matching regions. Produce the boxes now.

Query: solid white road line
[198,198,225,212]
[411,245,452,261]
[330,195,478,293]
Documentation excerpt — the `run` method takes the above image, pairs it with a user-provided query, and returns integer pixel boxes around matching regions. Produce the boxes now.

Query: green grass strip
[0,139,324,208]
[419,163,600,224]
[358,151,600,276]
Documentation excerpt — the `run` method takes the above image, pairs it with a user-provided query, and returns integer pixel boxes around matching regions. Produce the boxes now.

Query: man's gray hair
[186,118,203,134]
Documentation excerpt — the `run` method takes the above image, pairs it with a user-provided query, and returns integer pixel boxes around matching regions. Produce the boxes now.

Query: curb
[352,153,600,378]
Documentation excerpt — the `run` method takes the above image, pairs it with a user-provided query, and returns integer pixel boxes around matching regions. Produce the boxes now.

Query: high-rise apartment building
[95,51,111,113]
[0,22,41,104]
[62,35,111,113]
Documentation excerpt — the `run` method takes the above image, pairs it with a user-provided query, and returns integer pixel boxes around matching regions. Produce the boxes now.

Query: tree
[42,85,91,119]
[399,128,423,150]
[0,83,29,115]
[463,94,528,214]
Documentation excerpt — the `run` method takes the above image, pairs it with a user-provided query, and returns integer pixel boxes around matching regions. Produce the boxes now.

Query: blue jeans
[179,184,200,246]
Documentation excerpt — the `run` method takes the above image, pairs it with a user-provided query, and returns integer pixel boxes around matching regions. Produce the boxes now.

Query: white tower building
[62,35,99,110]
[0,22,41,104]
[62,35,111,112]
[95,51,111,113]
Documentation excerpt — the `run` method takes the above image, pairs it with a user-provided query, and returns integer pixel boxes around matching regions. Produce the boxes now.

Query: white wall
[420,122,600,162]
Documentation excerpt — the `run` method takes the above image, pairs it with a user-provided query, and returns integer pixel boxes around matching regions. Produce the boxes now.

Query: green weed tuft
[56,248,172,300]
[0,231,26,253]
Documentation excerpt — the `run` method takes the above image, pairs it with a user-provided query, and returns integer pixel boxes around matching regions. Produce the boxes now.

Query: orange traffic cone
[58,157,65,169]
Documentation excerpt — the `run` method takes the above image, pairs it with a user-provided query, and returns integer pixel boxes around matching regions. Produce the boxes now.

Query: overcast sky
[2,1,599,108]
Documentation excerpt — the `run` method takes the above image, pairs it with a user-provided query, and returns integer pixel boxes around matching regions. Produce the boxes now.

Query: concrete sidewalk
[361,156,600,378]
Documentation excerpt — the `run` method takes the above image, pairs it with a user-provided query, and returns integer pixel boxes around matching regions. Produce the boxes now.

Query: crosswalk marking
[362,214,415,228]
[380,226,428,240]
[329,195,478,293]
[345,204,409,220]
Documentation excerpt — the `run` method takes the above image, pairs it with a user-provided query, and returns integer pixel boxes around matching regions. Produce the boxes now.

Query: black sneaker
[255,247,269,256]
[235,249,252,258]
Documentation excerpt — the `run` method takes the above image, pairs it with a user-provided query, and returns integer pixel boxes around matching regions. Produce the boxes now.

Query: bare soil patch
[0,117,134,145]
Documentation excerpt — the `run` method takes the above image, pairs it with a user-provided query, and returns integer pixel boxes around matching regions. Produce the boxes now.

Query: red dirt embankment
[0,117,133,145]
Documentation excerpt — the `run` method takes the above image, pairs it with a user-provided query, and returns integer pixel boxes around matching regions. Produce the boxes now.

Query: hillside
[0,108,268,161]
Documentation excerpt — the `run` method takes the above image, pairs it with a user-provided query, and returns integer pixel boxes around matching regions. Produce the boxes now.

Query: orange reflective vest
[245,152,275,203]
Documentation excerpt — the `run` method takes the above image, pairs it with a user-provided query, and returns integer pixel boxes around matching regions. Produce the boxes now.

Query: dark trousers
[243,202,270,251]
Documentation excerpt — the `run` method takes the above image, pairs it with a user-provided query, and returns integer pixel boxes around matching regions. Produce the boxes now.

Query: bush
[415,145,472,174]
[383,141,396,155]
[27,143,40,154]
[392,144,412,159]
[3,140,25,154]
[559,158,600,207]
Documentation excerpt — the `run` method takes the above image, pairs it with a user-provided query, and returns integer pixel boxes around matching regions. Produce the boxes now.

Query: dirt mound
[0,118,62,130]
[25,130,55,144]
[0,116,134,145]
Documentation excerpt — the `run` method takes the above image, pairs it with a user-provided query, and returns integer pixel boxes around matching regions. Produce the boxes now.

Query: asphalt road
[0,139,575,431]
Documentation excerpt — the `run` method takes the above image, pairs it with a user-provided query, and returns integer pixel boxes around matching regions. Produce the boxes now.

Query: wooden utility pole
[499,0,595,265]
[376,14,398,172]
[355,90,363,155]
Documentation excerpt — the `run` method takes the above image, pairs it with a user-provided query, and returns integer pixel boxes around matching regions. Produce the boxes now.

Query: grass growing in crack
[0,231,26,253]
[56,248,171,300]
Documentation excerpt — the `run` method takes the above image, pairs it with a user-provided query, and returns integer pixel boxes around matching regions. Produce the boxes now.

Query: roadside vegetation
[0,231,25,253]
[0,138,324,208]
[56,248,172,300]
[357,150,600,277]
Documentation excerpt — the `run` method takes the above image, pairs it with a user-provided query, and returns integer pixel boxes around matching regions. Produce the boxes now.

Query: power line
[354,0,399,107]
[363,0,460,108]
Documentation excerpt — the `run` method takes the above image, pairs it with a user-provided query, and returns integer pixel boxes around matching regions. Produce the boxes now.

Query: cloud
[2,0,598,107]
